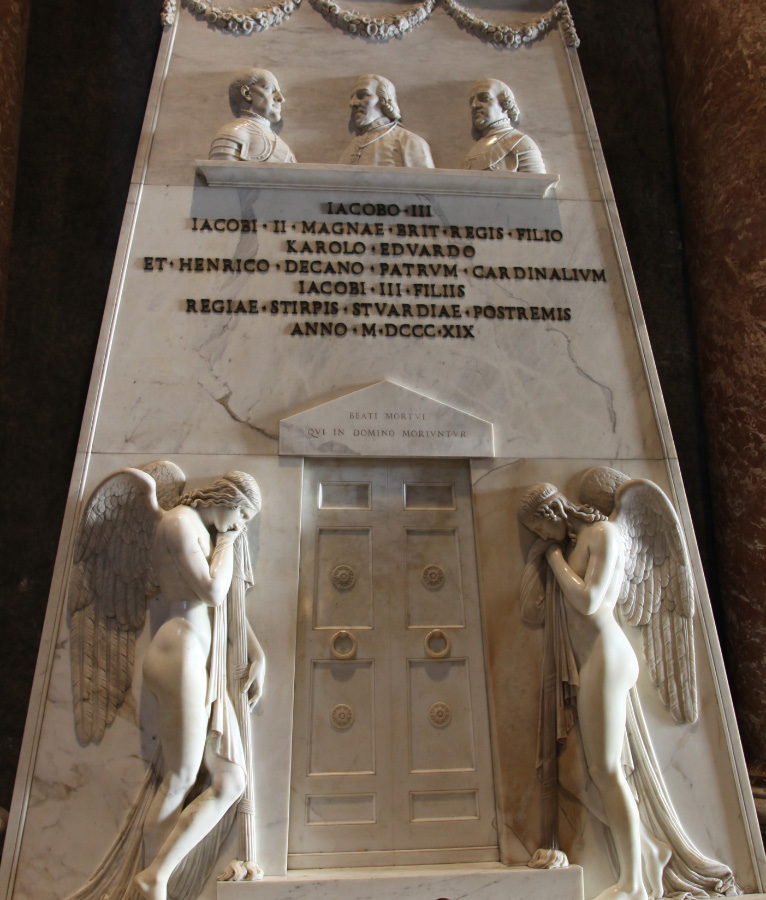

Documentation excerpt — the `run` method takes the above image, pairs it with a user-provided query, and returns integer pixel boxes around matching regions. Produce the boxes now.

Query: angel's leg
[135,737,245,900]
[578,632,646,900]
[639,824,671,899]
[140,625,209,866]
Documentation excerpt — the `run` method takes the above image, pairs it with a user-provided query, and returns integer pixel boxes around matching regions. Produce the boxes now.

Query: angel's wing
[141,458,186,512]
[610,477,697,724]
[67,462,185,744]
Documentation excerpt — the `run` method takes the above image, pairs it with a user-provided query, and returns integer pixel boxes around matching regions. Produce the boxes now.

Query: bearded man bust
[338,74,434,168]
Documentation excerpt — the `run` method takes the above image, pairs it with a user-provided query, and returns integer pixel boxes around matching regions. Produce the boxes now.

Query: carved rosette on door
[289,460,498,868]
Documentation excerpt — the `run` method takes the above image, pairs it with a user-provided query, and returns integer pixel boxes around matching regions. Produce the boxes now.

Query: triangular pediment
[279,381,493,458]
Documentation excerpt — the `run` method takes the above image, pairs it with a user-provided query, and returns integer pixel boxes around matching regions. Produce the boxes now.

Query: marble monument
[0,2,763,900]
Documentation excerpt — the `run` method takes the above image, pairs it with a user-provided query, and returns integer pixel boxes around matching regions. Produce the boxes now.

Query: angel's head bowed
[519,482,606,544]
[179,471,261,515]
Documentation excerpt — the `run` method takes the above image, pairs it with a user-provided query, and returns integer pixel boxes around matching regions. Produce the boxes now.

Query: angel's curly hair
[519,482,605,542]
[179,471,261,513]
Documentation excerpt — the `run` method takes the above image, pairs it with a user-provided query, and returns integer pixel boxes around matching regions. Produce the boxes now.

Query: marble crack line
[206,385,278,442]
[547,326,617,433]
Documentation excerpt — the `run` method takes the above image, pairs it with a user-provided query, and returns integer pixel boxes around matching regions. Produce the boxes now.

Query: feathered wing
[67,462,184,744]
[609,477,697,724]
[142,458,186,513]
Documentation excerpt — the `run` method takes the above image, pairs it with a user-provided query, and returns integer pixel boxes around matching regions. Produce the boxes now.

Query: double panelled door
[288,459,498,868]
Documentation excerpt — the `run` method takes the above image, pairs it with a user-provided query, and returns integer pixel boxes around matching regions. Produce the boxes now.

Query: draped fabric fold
[625,689,740,898]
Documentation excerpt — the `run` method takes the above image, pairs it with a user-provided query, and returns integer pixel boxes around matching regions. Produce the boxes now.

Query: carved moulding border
[196,160,560,198]
[162,0,579,48]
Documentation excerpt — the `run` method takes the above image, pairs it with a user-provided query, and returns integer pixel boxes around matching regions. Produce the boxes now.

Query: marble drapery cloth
[338,121,435,168]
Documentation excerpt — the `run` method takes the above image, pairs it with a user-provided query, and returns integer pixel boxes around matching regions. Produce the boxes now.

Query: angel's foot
[133,868,167,900]
[218,858,264,882]
[527,847,569,869]
[592,883,648,900]
[641,834,671,898]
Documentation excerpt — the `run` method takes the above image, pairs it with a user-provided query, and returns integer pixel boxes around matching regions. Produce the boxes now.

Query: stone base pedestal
[218,863,583,899]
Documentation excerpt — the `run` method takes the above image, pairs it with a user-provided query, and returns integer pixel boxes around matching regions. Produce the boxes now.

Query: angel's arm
[246,618,264,665]
[165,517,237,607]
[545,523,620,616]
[243,618,266,709]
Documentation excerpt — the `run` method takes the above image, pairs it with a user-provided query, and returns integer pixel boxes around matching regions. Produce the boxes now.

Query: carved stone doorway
[288,459,498,869]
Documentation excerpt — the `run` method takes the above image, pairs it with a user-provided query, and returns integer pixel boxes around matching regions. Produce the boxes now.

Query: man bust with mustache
[339,74,434,168]
[209,68,296,163]
[462,79,545,173]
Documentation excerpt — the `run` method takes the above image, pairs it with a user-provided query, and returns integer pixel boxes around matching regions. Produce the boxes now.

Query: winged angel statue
[65,462,266,900]
[519,467,739,900]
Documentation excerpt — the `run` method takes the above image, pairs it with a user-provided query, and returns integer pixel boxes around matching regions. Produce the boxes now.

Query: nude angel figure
[66,464,265,900]
[518,473,738,900]
[134,472,264,900]
[520,482,649,900]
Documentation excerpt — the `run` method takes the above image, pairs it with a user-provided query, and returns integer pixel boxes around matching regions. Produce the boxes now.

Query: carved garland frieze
[308,0,435,40]
[176,0,303,34]
[162,0,579,48]
[441,0,579,49]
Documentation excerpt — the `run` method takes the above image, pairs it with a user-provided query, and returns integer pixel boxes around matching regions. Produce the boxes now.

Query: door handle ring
[330,629,358,660]
[424,628,451,659]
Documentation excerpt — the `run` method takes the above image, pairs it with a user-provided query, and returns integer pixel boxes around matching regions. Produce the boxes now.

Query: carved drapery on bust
[338,74,434,168]
[462,79,545,173]
[519,468,739,900]
[209,68,296,163]
[65,462,266,900]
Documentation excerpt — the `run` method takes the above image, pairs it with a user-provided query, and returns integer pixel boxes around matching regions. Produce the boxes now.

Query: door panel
[289,460,497,867]
[314,527,374,628]
[308,661,375,775]
[404,528,465,627]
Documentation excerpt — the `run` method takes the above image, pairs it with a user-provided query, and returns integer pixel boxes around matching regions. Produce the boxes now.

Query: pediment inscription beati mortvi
[279,381,494,458]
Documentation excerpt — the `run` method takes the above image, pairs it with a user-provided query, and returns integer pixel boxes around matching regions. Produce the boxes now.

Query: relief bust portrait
[462,78,545,173]
[338,74,435,168]
[209,68,296,163]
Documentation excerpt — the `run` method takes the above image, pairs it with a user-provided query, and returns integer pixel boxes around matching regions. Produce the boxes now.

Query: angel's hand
[215,525,244,545]
[544,541,564,562]
[245,656,265,712]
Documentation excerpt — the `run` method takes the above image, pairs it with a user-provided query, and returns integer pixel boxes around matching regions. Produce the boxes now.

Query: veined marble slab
[217,863,584,899]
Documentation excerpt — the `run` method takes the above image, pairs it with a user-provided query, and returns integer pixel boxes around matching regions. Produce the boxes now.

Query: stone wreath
[163,0,579,48]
